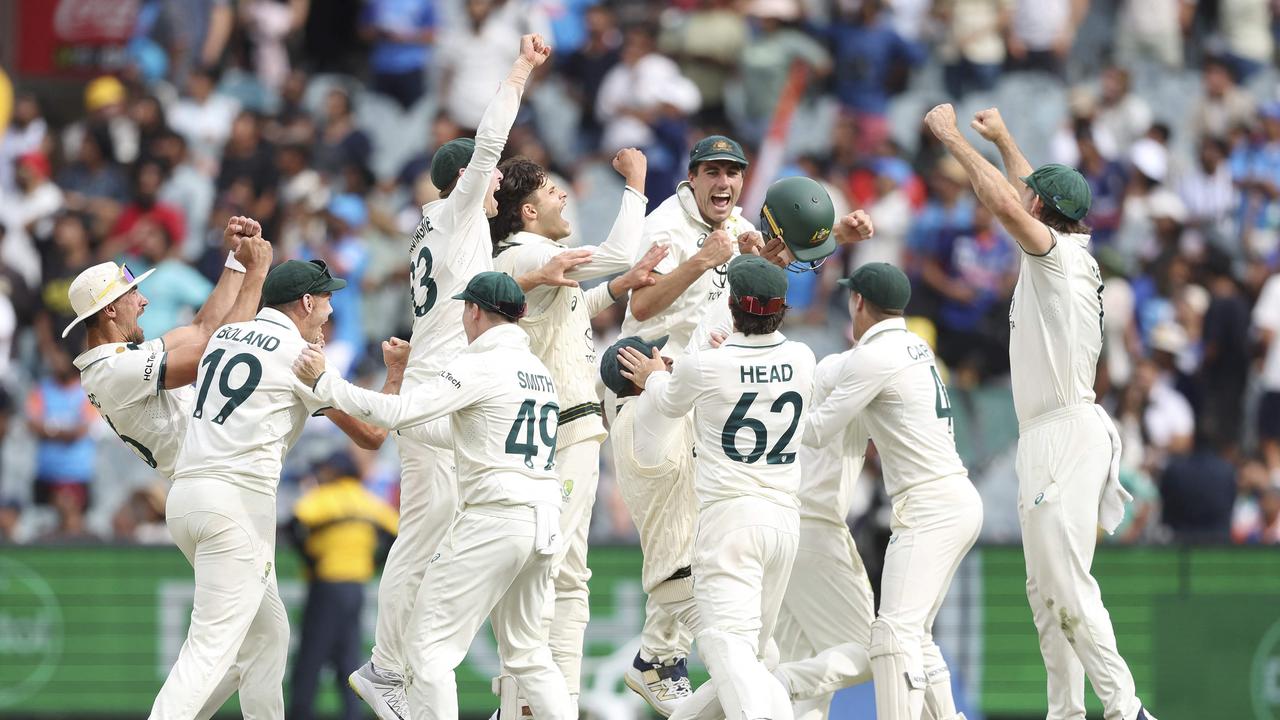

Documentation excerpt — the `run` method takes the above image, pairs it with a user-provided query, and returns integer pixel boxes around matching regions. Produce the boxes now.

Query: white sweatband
[225,250,246,273]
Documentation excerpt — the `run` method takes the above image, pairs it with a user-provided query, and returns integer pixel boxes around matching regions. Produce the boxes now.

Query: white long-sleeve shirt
[803,318,969,499]
[797,353,868,527]
[405,76,523,389]
[645,330,815,510]
[313,324,563,507]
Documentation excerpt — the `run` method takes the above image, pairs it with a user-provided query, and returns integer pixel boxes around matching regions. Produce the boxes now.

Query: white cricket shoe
[623,653,692,717]
[349,661,410,720]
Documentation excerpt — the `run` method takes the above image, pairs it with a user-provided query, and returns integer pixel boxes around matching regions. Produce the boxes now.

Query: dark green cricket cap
[451,271,526,320]
[688,135,748,170]
[262,259,347,305]
[728,254,788,315]
[1021,163,1091,221]
[600,334,668,395]
[430,138,476,192]
[838,262,911,311]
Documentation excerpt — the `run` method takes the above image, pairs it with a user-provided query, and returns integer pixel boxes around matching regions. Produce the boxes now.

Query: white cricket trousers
[372,434,457,676]
[152,478,288,720]
[774,520,876,720]
[694,495,799,720]
[406,504,572,720]
[542,438,600,701]
[871,475,982,720]
[1017,405,1143,720]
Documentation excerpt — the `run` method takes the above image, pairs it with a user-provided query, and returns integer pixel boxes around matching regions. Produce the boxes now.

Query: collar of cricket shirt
[857,317,908,346]
[722,330,787,349]
[73,339,156,372]
[255,306,304,338]
[498,230,563,251]
[466,322,529,354]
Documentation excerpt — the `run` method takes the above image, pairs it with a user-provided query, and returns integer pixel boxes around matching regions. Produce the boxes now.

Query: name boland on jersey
[645,331,815,509]
[172,308,330,496]
[404,81,522,389]
[803,318,969,499]
[74,338,195,478]
[1008,229,1104,423]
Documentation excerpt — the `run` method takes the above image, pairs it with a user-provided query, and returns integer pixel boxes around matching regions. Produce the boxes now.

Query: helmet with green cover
[759,176,837,263]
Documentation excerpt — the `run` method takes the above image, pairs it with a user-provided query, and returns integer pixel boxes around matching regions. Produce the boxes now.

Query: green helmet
[760,176,836,263]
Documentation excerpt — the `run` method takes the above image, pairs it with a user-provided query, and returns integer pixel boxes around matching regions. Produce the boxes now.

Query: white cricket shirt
[803,318,968,499]
[312,323,563,508]
[405,80,522,389]
[173,308,331,495]
[619,182,756,356]
[797,352,868,527]
[1008,228,1104,423]
[75,337,195,478]
[645,330,815,510]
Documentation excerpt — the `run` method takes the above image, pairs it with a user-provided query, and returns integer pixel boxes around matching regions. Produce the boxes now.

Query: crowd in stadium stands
[1,0,1280,549]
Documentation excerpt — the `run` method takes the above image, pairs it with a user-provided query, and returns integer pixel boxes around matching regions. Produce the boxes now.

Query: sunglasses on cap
[94,263,139,303]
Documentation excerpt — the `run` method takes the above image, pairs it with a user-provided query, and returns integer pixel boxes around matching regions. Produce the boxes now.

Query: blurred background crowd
[2,0,1280,553]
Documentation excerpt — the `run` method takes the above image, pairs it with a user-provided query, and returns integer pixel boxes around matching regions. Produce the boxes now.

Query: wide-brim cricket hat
[62,261,156,338]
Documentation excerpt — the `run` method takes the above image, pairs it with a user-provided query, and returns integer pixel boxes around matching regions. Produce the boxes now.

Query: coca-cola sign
[52,0,140,43]
[16,0,140,77]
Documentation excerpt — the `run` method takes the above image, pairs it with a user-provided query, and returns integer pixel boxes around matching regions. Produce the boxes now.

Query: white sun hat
[61,261,155,338]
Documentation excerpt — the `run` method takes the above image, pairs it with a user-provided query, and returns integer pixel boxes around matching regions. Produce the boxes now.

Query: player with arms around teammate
[294,272,573,719]
[359,32,569,720]
[618,255,815,720]
[803,263,981,720]
[69,217,268,479]
[155,260,393,720]
[925,103,1155,720]
[489,147,666,709]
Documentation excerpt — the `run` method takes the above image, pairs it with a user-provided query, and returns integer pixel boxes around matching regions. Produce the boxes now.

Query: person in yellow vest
[287,452,399,720]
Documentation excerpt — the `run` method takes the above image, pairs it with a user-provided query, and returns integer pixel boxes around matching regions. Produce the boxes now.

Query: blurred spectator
[660,0,749,129]
[168,66,241,174]
[216,112,279,229]
[126,218,214,339]
[1161,434,1238,543]
[1093,67,1153,156]
[243,0,307,92]
[1105,467,1161,544]
[827,0,924,141]
[62,76,140,166]
[106,159,188,260]
[935,0,1011,98]
[59,123,130,240]
[1007,0,1085,77]
[906,157,975,316]
[1254,270,1280,485]
[561,4,623,152]
[1116,137,1186,263]
[361,0,437,110]
[1217,0,1273,81]
[1099,248,1140,391]
[856,156,914,268]
[438,0,525,131]
[1138,340,1195,468]
[130,95,171,163]
[1232,458,1280,543]
[154,0,235,81]
[155,131,216,261]
[737,0,832,145]
[1191,56,1256,141]
[1077,126,1128,246]
[1115,0,1191,68]
[34,213,96,357]
[1232,102,1280,261]
[0,498,19,544]
[0,251,22,380]
[0,92,47,193]
[596,23,701,154]
[302,0,365,74]
[111,483,171,544]
[27,348,97,534]
[396,114,464,190]
[1178,136,1238,251]
[287,452,398,720]
[1197,251,1250,454]
[313,90,372,179]
[921,203,1017,385]
[319,195,371,375]
[1,152,64,287]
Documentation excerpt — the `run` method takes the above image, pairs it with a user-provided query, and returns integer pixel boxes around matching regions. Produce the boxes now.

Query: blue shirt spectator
[28,369,96,487]
[827,5,925,116]
[363,0,436,109]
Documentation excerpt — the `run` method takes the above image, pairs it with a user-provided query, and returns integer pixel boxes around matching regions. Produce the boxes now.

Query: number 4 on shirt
[932,366,953,431]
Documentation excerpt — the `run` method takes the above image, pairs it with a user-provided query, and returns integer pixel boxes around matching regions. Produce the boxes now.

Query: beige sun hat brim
[61,267,156,339]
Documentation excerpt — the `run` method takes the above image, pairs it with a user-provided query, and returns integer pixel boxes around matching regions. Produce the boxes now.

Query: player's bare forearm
[938,131,1050,253]
[324,409,389,450]
[993,134,1034,190]
[628,263,702,321]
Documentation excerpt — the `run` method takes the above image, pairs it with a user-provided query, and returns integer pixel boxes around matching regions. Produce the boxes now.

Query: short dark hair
[1036,203,1091,235]
[730,304,787,336]
[863,299,904,321]
[469,301,518,325]
[489,157,546,255]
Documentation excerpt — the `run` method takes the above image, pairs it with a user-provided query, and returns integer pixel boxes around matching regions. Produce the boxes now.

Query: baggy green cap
[600,334,668,395]
[451,271,527,320]
[1021,163,1092,221]
[430,138,476,193]
[262,259,347,306]
[728,254,788,315]
[838,262,911,311]
[760,176,837,262]
[688,135,748,170]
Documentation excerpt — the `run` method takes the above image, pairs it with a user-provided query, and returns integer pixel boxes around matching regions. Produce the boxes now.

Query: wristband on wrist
[225,250,247,273]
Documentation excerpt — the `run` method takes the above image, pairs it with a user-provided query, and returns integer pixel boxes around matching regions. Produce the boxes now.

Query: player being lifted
[618,255,815,720]
[926,103,1156,720]
[294,272,573,720]
[489,147,666,711]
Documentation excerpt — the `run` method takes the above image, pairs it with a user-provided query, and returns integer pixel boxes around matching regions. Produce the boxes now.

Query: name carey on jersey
[215,326,282,352]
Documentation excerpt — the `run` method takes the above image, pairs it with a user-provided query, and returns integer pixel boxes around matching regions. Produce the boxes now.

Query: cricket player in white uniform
[926,103,1155,720]
[489,148,666,708]
[157,259,388,719]
[802,262,982,720]
[356,34,575,719]
[618,254,816,720]
[294,271,572,720]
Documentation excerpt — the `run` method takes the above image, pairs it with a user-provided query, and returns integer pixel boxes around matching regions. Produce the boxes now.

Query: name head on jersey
[1021,163,1091,222]
[431,138,476,195]
[728,255,787,316]
[63,261,156,339]
[600,334,668,396]
[760,176,836,263]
